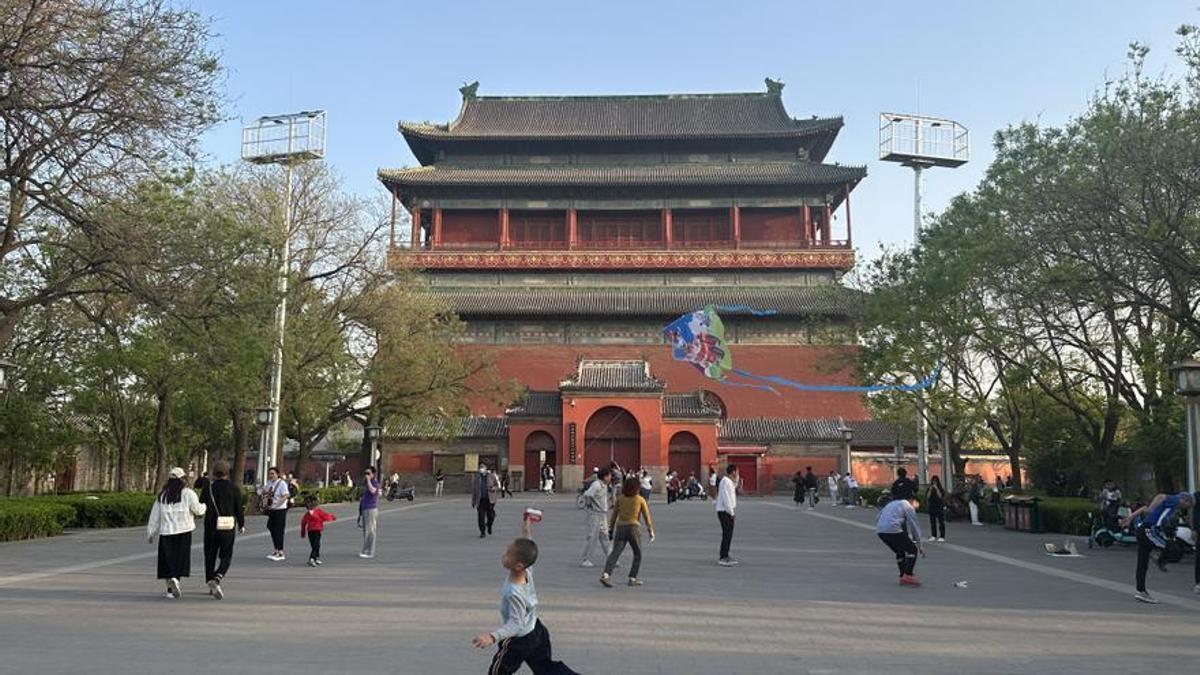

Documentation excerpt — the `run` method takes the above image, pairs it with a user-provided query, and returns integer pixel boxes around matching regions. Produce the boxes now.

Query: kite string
[728,366,941,393]
[712,305,778,316]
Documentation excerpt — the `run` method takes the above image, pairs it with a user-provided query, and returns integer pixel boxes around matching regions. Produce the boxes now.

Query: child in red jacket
[299,496,336,567]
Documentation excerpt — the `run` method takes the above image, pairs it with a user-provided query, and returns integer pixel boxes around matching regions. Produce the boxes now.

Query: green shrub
[856,487,887,507]
[0,502,76,542]
[1034,497,1094,535]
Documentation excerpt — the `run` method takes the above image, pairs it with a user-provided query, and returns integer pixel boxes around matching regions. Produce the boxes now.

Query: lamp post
[1169,359,1200,493]
[365,425,382,473]
[939,422,953,492]
[255,406,274,488]
[837,420,854,480]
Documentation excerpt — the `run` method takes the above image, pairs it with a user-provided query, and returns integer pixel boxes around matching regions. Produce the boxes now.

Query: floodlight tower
[242,110,326,486]
[879,112,968,487]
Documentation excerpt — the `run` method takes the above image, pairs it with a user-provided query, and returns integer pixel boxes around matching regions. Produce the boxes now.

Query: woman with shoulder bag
[147,467,206,599]
[197,460,245,600]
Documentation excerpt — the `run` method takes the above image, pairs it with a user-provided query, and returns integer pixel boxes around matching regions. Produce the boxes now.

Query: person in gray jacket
[579,467,613,567]
[472,464,500,538]
[876,495,925,587]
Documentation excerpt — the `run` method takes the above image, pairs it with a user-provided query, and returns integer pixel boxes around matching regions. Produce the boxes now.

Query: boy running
[876,495,925,586]
[299,496,336,567]
[472,512,579,674]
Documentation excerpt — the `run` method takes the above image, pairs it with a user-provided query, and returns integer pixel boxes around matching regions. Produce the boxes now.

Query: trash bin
[1003,496,1042,533]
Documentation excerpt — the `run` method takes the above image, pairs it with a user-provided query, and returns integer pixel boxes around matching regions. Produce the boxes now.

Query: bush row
[0,501,78,542]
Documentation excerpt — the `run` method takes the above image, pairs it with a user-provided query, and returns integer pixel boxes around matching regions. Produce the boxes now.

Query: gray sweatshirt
[875,499,923,542]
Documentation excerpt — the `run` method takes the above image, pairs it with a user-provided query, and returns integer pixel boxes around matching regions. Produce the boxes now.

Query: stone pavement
[0,494,1197,674]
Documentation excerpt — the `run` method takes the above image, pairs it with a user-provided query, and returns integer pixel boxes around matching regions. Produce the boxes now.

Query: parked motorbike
[386,483,415,502]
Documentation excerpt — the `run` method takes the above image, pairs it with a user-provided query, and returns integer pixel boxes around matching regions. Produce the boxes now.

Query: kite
[663,304,941,394]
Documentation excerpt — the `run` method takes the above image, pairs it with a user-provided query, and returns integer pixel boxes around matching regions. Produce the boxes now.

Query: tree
[0,0,222,351]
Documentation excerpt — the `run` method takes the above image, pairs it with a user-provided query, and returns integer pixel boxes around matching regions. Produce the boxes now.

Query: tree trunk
[153,388,171,491]
[1007,442,1023,491]
[231,408,249,487]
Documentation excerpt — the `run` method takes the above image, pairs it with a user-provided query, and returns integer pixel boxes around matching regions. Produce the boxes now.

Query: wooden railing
[396,239,851,252]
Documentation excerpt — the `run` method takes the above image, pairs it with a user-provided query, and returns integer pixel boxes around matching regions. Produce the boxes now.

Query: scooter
[1087,500,1137,548]
[386,483,415,502]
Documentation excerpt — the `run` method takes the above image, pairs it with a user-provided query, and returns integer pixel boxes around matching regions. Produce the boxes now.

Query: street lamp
[255,406,274,487]
[1169,359,1200,493]
[0,358,14,393]
[364,424,382,473]
[837,419,854,478]
[938,422,953,492]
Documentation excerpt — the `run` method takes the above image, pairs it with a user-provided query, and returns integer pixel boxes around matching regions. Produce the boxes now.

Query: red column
[567,209,578,249]
[663,208,673,249]
[730,205,741,248]
[843,184,852,247]
[823,204,832,244]
[499,208,510,250]
[432,207,443,247]
[411,206,421,248]
[801,204,812,244]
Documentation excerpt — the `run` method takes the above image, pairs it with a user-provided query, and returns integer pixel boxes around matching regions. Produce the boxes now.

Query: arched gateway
[584,406,640,472]
[668,431,702,480]
[523,431,556,490]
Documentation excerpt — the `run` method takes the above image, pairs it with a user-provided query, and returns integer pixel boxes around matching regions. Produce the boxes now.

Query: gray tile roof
[384,416,508,440]
[399,92,842,141]
[431,285,858,318]
[663,393,723,419]
[506,391,562,418]
[378,161,865,190]
[719,418,845,443]
[847,420,919,447]
[560,359,665,392]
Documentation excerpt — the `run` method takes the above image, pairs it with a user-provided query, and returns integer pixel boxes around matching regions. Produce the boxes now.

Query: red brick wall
[464,344,868,420]
[577,210,662,243]
[739,207,801,242]
[672,208,730,243]
[510,210,567,244]
[441,209,498,244]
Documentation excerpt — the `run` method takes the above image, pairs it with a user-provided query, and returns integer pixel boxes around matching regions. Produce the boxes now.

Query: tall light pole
[365,425,382,473]
[880,112,968,486]
[242,111,326,476]
[1169,359,1200,493]
[837,419,854,480]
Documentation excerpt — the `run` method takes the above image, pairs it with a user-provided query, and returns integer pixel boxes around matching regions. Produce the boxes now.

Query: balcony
[389,238,854,271]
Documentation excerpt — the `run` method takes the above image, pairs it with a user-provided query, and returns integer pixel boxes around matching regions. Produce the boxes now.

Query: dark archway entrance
[523,431,556,490]
[584,406,641,472]
[668,431,702,481]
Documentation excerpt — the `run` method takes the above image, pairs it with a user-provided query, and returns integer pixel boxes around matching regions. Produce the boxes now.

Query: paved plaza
[1,495,1197,674]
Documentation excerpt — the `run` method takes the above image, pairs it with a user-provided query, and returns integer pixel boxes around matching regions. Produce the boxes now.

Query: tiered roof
[433,285,858,318]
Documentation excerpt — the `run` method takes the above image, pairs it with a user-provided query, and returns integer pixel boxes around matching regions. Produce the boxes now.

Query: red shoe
[899,574,922,587]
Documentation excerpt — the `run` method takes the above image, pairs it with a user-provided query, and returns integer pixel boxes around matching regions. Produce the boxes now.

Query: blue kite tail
[713,305,778,316]
[716,379,780,395]
[728,365,941,393]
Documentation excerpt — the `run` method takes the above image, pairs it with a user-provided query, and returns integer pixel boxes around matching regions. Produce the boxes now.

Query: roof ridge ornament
[460,80,480,100]
[765,78,785,96]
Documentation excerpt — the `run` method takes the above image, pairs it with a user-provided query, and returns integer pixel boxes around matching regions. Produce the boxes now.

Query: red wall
[577,210,662,243]
[740,207,801,242]
[510,210,567,244]
[672,208,730,243]
[441,209,498,244]
[464,345,868,420]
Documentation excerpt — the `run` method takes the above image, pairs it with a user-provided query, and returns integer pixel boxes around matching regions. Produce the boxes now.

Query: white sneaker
[212,582,224,600]
[267,553,284,561]
[580,560,595,568]
[307,559,317,567]
[314,559,323,566]
[358,553,374,559]
[1134,591,1159,604]
[163,591,177,600]
[927,537,938,542]
[1193,583,1200,594]
[167,578,181,599]
[937,537,946,542]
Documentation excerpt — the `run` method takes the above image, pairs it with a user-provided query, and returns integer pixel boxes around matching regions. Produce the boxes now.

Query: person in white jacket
[147,467,206,599]
[715,463,739,566]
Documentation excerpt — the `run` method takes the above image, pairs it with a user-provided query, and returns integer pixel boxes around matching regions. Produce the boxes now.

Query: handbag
[209,484,236,531]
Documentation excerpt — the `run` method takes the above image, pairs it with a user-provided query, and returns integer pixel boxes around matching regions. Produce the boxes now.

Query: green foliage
[1034,497,1095,536]
[0,502,76,542]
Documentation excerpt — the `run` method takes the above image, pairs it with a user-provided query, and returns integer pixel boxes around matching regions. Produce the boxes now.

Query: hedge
[0,501,77,542]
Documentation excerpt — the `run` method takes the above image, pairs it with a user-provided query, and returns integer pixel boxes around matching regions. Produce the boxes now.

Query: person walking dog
[147,467,206,599]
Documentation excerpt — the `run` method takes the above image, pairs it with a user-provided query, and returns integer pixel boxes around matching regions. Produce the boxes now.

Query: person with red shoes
[299,496,337,567]
[875,494,925,586]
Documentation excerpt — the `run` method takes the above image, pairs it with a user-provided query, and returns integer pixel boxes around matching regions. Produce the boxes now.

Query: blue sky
[193,1,1195,260]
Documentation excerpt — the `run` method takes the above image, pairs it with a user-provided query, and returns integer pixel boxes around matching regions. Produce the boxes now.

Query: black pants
[878,532,918,576]
[477,501,496,536]
[717,511,735,559]
[604,524,642,578]
[929,505,946,539]
[203,527,235,582]
[308,531,323,560]
[488,620,579,675]
[267,509,287,551]
[1136,527,1154,592]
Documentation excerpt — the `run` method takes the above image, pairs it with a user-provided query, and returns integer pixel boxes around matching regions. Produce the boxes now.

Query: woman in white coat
[147,467,206,599]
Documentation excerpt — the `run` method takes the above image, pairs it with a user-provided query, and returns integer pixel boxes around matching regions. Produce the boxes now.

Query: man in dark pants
[715,463,739,566]
[1122,491,1195,603]
[197,461,244,600]
[472,464,499,538]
